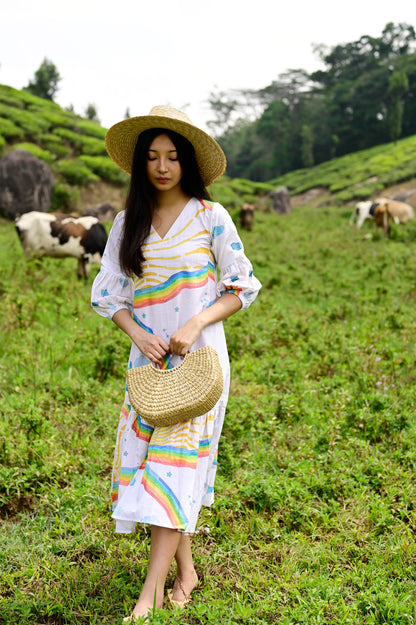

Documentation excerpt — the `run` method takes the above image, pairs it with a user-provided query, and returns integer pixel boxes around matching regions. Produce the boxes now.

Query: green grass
[1,203,416,624]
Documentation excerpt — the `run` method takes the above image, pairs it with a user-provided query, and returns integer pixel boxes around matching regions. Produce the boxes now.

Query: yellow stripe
[185,247,210,256]
[145,255,182,261]
[143,219,194,246]
[149,230,209,252]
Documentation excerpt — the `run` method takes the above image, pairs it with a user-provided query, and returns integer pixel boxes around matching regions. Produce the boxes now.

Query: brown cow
[239,203,255,231]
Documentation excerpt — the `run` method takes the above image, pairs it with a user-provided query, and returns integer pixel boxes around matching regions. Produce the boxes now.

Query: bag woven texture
[126,345,224,427]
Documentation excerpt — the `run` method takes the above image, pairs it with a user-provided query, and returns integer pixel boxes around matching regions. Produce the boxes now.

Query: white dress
[91,198,261,533]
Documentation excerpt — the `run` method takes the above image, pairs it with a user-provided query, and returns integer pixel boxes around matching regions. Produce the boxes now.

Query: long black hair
[119,128,211,277]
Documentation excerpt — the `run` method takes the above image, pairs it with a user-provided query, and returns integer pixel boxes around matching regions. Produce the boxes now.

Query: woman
[91,106,261,620]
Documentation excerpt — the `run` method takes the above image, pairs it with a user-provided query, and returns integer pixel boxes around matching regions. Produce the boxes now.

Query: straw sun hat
[105,105,227,186]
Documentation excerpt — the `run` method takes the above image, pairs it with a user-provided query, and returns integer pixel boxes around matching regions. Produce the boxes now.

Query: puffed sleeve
[91,211,134,319]
[210,202,261,310]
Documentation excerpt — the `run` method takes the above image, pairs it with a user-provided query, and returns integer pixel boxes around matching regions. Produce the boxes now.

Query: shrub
[0,104,50,138]
[35,109,78,129]
[12,143,55,164]
[51,127,83,149]
[0,134,6,154]
[39,133,71,158]
[55,159,99,185]
[79,155,129,185]
[0,118,24,140]
[52,182,79,211]
[76,119,107,138]
[77,136,107,156]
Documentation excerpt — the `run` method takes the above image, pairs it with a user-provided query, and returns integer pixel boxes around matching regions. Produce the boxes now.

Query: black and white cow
[15,211,108,278]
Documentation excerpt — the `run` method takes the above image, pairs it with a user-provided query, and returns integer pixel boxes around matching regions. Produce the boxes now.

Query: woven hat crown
[148,105,192,123]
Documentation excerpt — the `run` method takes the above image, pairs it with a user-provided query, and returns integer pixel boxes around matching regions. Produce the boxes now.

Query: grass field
[1,203,416,624]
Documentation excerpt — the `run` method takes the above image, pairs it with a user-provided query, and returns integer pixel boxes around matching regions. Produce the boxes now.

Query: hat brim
[105,115,226,187]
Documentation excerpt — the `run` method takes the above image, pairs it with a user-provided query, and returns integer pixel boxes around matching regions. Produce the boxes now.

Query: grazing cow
[350,200,375,229]
[15,211,108,278]
[371,197,414,238]
[239,203,255,231]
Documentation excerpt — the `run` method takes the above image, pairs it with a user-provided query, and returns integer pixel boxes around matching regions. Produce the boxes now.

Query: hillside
[1,84,416,215]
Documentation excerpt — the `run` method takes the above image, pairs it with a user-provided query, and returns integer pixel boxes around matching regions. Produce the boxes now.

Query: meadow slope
[1,202,416,625]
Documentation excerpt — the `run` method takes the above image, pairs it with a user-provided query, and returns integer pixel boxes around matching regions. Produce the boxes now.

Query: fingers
[137,336,170,364]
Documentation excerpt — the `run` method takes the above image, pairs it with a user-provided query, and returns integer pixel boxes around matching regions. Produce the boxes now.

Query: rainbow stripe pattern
[134,262,216,309]
[147,444,199,469]
[142,464,188,529]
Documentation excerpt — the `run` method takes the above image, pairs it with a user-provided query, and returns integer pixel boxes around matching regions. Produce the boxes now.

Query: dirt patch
[290,187,331,208]
[0,493,37,519]
[76,181,128,213]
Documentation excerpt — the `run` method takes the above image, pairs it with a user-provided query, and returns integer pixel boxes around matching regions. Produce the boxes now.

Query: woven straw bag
[126,345,223,427]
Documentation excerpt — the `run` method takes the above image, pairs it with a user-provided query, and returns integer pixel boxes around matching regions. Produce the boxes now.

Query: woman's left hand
[169,316,204,356]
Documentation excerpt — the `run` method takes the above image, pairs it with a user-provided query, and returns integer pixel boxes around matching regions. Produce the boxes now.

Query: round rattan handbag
[126,345,223,427]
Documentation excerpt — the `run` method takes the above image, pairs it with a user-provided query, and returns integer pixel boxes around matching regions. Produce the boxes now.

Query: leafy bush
[51,127,83,149]
[77,136,107,156]
[52,182,79,211]
[12,143,55,164]
[39,133,71,157]
[79,155,129,185]
[34,109,77,129]
[55,159,99,185]
[0,117,24,140]
[0,103,50,138]
[76,119,107,138]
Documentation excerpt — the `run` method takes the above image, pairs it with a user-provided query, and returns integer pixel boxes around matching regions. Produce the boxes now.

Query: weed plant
[1,196,416,624]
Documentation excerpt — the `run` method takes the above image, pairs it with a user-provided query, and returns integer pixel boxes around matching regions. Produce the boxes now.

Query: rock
[81,202,117,223]
[0,149,54,220]
[270,186,291,214]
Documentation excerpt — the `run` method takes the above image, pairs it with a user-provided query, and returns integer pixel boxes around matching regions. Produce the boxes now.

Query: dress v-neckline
[151,198,192,240]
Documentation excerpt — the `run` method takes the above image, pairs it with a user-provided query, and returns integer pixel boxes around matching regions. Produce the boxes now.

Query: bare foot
[170,568,199,604]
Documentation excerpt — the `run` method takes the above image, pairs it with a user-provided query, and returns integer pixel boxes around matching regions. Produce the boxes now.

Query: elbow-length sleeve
[210,202,261,310]
[91,211,134,320]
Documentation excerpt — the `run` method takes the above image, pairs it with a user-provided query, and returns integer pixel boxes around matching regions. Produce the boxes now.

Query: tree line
[208,22,416,181]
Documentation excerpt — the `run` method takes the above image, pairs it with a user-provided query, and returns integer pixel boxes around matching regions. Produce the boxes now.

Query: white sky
[1,0,415,132]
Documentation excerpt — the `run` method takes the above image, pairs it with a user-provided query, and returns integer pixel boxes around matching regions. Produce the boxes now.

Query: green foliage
[76,119,107,138]
[12,143,55,164]
[55,159,99,185]
[24,57,61,101]
[52,182,79,211]
[0,117,24,140]
[0,84,126,196]
[2,198,416,623]
[39,133,71,157]
[77,136,108,156]
[84,103,100,124]
[271,133,416,202]
[211,176,273,210]
[79,155,129,185]
[210,22,416,181]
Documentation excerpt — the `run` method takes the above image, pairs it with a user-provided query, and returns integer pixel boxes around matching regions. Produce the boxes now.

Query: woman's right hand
[112,308,169,364]
[134,333,170,364]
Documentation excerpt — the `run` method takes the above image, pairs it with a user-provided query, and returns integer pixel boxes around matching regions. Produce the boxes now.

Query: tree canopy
[209,23,416,181]
[25,58,61,101]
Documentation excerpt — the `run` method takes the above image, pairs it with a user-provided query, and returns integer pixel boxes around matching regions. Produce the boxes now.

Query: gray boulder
[0,149,54,220]
[270,186,291,214]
